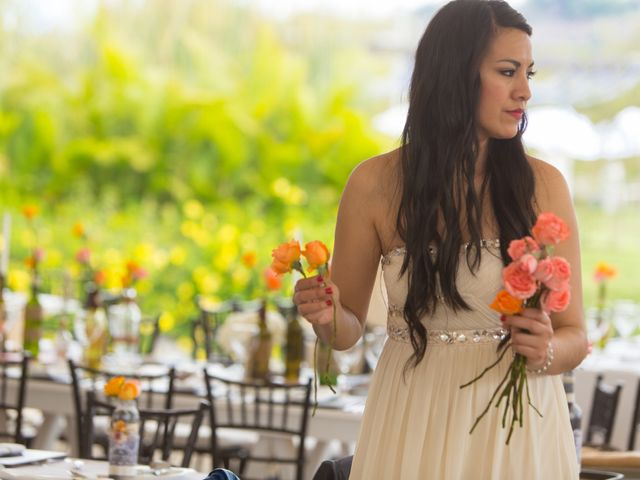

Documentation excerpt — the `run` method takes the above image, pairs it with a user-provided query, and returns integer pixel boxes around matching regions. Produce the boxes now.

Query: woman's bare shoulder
[527,155,570,210]
[347,148,401,197]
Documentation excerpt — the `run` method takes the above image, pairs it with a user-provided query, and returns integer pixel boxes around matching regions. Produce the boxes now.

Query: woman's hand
[293,274,338,327]
[502,308,554,370]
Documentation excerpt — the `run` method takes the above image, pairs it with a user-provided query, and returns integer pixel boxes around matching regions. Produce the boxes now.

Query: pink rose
[532,212,570,246]
[534,258,553,283]
[542,288,571,313]
[519,254,538,274]
[503,259,538,300]
[544,256,571,291]
[507,236,540,261]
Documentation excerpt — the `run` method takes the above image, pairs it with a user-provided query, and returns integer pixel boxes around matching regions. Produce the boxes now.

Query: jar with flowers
[104,376,141,477]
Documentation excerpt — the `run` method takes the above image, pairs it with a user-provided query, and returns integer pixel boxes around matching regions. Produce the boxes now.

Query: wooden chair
[68,359,176,458]
[0,352,30,444]
[628,377,640,451]
[585,374,624,449]
[203,369,313,480]
[84,390,208,468]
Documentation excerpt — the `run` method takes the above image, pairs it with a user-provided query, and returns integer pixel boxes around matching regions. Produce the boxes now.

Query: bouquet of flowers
[461,212,571,444]
[271,239,333,411]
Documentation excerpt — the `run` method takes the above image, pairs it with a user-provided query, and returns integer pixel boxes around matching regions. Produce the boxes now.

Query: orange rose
[94,270,106,285]
[104,376,126,397]
[594,262,617,283]
[490,290,524,315]
[22,204,38,219]
[532,212,570,246]
[118,380,140,401]
[270,240,302,275]
[264,267,282,291]
[241,251,257,268]
[302,240,330,272]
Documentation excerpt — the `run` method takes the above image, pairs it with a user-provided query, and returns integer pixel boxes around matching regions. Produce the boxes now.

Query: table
[0,455,208,479]
[12,361,365,480]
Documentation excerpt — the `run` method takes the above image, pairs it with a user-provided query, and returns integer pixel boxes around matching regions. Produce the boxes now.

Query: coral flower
[531,212,570,246]
[594,262,617,283]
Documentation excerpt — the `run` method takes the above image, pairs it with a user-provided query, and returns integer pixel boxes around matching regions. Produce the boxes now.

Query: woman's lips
[507,109,524,119]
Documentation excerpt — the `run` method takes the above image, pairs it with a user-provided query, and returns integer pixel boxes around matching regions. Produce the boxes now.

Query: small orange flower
[264,267,282,291]
[22,205,38,219]
[94,270,106,286]
[489,290,524,315]
[302,241,330,273]
[271,240,302,275]
[72,222,85,238]
[594,262,617,283]
[112,419,128,433]
[104,376,126,397]
[118,380,141,400]
[241,251,257,268]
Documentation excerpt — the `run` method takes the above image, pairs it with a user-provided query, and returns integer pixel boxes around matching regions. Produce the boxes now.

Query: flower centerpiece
[104,376,141,477]
[461,212,571,444]
[592,262,617,348]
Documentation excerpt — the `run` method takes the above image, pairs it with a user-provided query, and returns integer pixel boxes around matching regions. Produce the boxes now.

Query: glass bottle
[83,287,108,369]
[108,398,140,478]
[284,306,304,383]
[109,288,141,356]
[23,270,43,357]
[562,370,583,465]
[246,300,272,381]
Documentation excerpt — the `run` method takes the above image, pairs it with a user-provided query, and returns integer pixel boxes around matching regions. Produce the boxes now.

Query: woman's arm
[505,159,589,374]
[293,157,385,351]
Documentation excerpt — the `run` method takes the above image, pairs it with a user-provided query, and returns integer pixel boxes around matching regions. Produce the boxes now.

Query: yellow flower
[72,223,85,238]
[594,262,617,283]
[22,205,38,219]
[241,251,257,268]
[118,381,140,401]
[104,376,126,397]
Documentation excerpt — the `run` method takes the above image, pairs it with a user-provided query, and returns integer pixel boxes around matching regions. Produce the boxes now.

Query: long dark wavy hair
[397,0,538,369]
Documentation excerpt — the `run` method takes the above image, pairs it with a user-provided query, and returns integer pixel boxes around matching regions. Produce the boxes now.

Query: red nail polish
[317,276,324,283]
[500,314,506,323]
[326,300,333,306]
[325,287,333,294]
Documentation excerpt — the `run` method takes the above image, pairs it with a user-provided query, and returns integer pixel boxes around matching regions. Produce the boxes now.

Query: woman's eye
[527,70,537,80]
[500,69,515,77]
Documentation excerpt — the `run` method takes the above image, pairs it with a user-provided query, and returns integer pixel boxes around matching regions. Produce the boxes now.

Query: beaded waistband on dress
[387,324,508,345]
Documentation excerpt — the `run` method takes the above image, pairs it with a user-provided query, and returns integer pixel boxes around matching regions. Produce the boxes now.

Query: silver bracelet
[527,341,554,375]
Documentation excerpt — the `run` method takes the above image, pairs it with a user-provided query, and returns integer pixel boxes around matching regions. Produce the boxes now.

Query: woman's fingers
[293,274,337,326]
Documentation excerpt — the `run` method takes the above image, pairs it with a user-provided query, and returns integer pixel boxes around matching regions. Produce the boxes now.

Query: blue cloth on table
[203,468,241,480]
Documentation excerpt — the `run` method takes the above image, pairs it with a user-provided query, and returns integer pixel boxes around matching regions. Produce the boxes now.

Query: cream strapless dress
[349,241,579,479]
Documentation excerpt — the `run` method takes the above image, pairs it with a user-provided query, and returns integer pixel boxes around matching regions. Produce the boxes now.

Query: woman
[294,1,588,478]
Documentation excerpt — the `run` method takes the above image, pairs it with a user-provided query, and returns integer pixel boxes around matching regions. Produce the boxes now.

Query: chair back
[586,374,624,448]
[628,377,640,450]
[138,313,161,356]
[0,352,30,444]
[203,369,313,480]
[85,390,208,467]
[312,454,353,480]
[68,359,176,458]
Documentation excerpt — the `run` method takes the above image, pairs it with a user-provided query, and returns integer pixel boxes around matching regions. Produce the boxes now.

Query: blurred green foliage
[0,0,388,339]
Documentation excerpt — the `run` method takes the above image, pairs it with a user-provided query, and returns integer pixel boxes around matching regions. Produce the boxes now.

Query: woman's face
[476,27,534,142]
